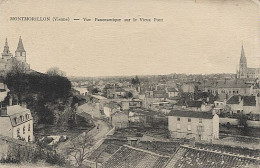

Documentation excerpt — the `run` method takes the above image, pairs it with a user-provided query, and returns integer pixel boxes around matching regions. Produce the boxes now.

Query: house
[103,101,121,117]
[226,95,260,115]
[168,110,219,141]
[181,83,195,93]
[166,87,179,98]
[0,105,34,142]
[73,87,88,96]
[111,111,129,129]
[204,79,253,96]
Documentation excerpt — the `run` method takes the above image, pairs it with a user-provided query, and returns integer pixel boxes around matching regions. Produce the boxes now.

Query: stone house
[168,110,219,141]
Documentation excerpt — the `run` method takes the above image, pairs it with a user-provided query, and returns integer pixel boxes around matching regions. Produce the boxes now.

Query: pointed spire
[5,38,8,46]
[16,36,25,52]
[241,43,245,58]
[3,37,10,54]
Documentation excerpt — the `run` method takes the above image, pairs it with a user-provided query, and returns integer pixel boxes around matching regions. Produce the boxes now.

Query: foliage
[238,114,249,136]
[67,134,94,168]
[46,67,66,77]
[4,71,73,126]
[124,91,133,99]
[131,75,140,85]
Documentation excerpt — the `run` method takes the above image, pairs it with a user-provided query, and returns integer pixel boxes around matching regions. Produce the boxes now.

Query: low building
[111,111,129,129]
[166,87,179,98]
[168,110,219,141]
[103,101,121,117]
[0,105,34,142]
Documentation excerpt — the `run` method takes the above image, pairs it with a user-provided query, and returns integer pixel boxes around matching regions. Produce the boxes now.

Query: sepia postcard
[0,0,260,167]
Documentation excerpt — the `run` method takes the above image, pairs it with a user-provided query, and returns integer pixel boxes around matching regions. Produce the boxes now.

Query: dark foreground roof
[102,145,170,168]
[168,110,213,119]
[165,146,260,168]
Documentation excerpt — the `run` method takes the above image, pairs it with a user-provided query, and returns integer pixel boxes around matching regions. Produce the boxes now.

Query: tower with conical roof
[2,38,13,61]
[238,44,247,78]
[15,36,26,62]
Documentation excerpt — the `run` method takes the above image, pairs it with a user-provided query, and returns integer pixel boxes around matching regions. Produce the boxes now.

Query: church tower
[15,36,26,62]
[2,38,13,61]
[238,44,247,78]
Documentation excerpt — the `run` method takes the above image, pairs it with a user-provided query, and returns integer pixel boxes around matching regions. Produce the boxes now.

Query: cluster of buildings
[72,45,260,144]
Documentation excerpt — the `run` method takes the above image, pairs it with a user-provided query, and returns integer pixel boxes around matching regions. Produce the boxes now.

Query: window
[199,119,202,123]
[197,126,204,132]
[188,118,191,122]
[23,126,25,134]
[187,125,191,131]
[26,114,30,120]
[177,117,180,121]
[20,115,24,122]
[17,128,20,137]
[177,124,181,130]
[14,117,17,124]
[28,124,30,131]
[28,135,31,142]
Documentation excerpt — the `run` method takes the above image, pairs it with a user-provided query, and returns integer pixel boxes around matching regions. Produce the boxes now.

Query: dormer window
[14,117,17,124]
[26,114,30,120]
[20,115,24,122]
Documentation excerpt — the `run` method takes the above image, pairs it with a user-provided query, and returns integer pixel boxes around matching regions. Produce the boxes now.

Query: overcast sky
[0,0,259,77]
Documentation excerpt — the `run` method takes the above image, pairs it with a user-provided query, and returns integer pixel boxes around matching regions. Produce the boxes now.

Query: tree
[238,114,249,136]
[46,67,66,77]
[125,91,133,99]
[67,134,94,168]
[131,75,140,85]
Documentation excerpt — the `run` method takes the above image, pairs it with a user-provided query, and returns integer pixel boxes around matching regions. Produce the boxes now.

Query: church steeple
[2,38,13,61]
[15,36,26,62]
[3,38,10,54]
[238,44,247,78]
[16,36,25,52]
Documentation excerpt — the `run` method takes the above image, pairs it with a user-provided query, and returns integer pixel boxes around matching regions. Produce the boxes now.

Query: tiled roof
[102,145,170,168]
[168,110,213,119]
[226,95,240,104]
[165,146,260,168]
[226,95,256,106]
[167,88,178,92]
[243,96,256,106]
[186,101,202,108]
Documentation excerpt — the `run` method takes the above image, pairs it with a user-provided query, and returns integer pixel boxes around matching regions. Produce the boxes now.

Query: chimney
[0,108,7,116]
[9,96,12,106]
[21,102,27,108]
[238,95,242,103]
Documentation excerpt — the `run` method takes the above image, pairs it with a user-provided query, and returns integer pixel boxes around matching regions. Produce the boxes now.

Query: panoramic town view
[0,0,260,168]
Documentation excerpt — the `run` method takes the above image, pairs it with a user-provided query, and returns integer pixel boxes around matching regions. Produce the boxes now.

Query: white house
[0,105,34,142]
[168,110,219,142]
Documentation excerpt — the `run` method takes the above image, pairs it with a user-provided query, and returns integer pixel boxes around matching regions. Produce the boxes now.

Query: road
[56,102,112,167]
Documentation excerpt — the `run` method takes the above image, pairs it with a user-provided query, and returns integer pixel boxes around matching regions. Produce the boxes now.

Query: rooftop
[168,110,214,119]
[102,145,170,168]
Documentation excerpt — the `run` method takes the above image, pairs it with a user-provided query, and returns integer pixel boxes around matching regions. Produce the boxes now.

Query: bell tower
[2,38,13,61]
[15,36,26,62]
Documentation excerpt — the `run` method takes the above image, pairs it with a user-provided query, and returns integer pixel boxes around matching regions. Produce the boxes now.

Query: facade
[168,110,219,141]
[237,45,260,79]
[0,37,30,73]
[0,105,33,142]
[204,79,253,96]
